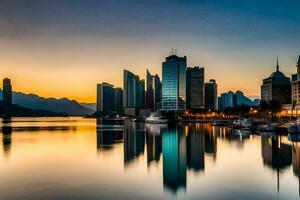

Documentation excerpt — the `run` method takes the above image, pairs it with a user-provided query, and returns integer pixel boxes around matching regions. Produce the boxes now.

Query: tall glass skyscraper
[3,78,12,106]
[186,67,204,110]
[123,69,145,109]
[162,55,186,111]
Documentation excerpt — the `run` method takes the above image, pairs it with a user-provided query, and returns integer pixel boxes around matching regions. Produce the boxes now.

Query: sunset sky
[0,0,299,103]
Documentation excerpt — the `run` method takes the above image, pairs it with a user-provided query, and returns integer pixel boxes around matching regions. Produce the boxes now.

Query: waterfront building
[97,82,115,113]
[139,79,146,109]
[146,70,162,111]
[114,87,123,113]
[162,55,187,111]
[204,79,218,110]
[146,69,154,110]
[186,67,204,110]
[153,74,162,111]
[217,90,257,111]
[292,56,300,106]
[261,58,291,104]
[3,78,12,106]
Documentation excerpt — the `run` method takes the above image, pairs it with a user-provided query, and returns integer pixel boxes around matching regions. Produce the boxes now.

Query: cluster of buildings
[261,56,300,115]
[96,54,218,116]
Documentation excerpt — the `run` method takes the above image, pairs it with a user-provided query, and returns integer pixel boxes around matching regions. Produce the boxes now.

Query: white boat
[145,113,168,124]
[232,119,242,128]
[257,123,277,132]
[287,123,300,134]
[241,118,253,129]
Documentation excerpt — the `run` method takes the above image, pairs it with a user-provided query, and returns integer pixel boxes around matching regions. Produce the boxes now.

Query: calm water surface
[0,117,300,200]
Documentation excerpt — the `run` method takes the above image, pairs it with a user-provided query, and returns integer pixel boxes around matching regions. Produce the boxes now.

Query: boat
[232,119,242,128]
[287,122,300,134]
[257,123,277,132]
[241,118,253,129]
[212,119,229,126]
[145,113,168,124]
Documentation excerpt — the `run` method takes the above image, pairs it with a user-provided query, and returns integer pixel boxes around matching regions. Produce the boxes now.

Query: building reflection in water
[186,123,205,172]
[162,125,186,192]
[124,121,145,166]
[96,118,123,150]
[145,124,164,167]
[2,118,12,158]
[204,124,217,160]
[289,134,300,196]
[261,135,292,191]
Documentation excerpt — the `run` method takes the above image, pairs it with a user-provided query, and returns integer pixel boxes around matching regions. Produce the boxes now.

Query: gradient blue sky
[0,0,299,102]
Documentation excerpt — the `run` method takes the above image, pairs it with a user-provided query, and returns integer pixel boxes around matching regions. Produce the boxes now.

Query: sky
[0,0,299,103]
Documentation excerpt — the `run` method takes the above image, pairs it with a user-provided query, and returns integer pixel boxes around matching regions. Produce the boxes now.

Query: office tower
[261,58,291,104]
[123,70,136,108]
[114,87,123,113]
[162,55,187,111]
[139,79,146,109]
[96,82,115,113]
[146,69,154,110]
[154,74,162,111]
[204,79,218,110]
[186,67,204,110]
[3,78,12,106]
[291,56,300,108]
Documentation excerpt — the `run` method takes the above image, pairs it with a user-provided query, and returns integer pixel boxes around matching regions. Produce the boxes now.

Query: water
[0,117,300,200]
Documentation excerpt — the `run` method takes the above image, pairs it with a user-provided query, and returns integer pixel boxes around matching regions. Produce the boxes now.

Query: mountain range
[0,90,94,116]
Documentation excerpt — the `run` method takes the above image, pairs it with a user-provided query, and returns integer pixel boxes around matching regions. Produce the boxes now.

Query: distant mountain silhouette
[0,90,93,116]
[0,101,66,117]
[80,102,96,111]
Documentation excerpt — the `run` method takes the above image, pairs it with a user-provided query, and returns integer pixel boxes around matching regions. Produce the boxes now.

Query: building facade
[162,55,186,111]
[3,78,12,106]
[186,67,204,110]
[204,79,218,110]
[261,59,291,104]
[97,82,115,113]
[114,87,123,113]
[292,56,300,106]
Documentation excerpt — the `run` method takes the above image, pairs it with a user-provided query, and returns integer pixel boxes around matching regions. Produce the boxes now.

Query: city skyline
[1,1,299,102]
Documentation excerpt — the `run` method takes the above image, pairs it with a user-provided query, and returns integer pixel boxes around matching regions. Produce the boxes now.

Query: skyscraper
[146,69,154,110]
[204,79,218,110]
[123,70,139,108]
[139,79,146,109]
[96,82,115,113]
[261,58,291,104]
[153,74,162,111]
[114,87,123,113]
[3,78,12,106]
[162,55,186,111]
[146,70,162,111]
[186,67,204,110]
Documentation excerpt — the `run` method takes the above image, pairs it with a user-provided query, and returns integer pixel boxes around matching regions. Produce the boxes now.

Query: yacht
[145,113,168,124]
[257,123,277,132]
[287,122,300,134]
[241,118,253,129]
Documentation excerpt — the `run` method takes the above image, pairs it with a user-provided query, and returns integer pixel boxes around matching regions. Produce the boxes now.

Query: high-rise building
[124,70,143,108]
[204,79,218,110]
[146,70,162,111]
[153,74,162,111]
[114,87,123,113]
[162,55,187,111]
[292,56,300,107]
[3,78,12,106]
[139,79,146,109]
[261,58,291,104]
[186,67,204,110]
[97,82,115,113]
[146,69,154,110]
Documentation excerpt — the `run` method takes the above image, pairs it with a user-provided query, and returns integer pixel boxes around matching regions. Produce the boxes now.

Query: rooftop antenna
[175,48,177,55]
[276,56,279,71]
